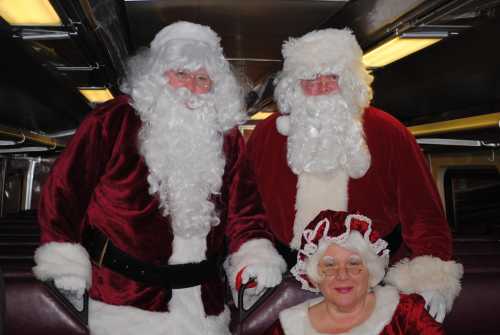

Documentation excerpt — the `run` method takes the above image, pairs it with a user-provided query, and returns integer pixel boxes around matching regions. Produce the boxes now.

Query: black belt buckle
[95,238,110,267]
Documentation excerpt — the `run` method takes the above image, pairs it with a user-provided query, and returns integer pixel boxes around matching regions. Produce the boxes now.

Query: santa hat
[291,210,389,292]
[150,21,222,51]
[281,28,364,79]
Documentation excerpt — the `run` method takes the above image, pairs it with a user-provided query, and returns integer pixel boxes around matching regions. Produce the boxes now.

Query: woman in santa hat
[265,210,462,335]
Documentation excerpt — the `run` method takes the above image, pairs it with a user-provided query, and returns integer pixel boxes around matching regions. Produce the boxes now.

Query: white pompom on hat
[281,28,364,79]
[150,21,222,51]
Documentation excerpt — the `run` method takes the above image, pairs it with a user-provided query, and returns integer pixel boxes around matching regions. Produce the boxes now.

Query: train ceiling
[0,0,499,144]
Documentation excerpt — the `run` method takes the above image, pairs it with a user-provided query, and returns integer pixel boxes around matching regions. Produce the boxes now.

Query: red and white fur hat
[291,210,390,292]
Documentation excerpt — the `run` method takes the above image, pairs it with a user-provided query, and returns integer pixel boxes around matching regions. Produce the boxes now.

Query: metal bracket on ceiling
[55,63,101,71]
[417,138,500,147]
[480,141,500,148]
[13,28,77,40]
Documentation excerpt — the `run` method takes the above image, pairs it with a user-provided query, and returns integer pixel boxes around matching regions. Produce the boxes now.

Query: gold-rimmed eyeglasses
[319,259,365,278]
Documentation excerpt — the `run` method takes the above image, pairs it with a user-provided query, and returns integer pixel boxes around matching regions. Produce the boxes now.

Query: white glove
[54,276,86,312]
[420,290,447,323]
[241,263,283,295]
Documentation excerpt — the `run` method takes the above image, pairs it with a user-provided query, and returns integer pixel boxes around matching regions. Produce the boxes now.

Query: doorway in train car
[444,167,500,237]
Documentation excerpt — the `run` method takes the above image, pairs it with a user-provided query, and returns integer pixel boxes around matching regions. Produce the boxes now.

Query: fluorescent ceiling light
[363,36,441,68]
[0,0,62,26]
[79,88,114,103]
[250,112,273,121]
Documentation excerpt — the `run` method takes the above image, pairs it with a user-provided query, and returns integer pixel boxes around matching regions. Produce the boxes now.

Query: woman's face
[317,243,370,312]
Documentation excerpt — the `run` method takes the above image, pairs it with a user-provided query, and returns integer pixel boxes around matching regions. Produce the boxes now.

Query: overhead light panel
[363,35,443,68]
[79,88,114,104]
[0,0,62,26]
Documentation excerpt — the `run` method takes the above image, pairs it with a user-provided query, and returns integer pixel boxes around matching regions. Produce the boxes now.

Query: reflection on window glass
[444,167,500,237]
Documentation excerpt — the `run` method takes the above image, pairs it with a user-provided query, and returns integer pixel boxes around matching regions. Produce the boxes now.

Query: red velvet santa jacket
[35,96,261,314]
[232,107,452,261]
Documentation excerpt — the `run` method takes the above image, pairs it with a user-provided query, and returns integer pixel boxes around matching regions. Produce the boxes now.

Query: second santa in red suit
[227,28,463,322]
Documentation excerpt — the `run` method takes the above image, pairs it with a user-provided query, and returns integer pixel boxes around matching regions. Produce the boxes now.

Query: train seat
[3,269,88,335]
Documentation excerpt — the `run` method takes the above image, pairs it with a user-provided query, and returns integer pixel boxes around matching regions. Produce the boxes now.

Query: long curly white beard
[137,87,225,238]
[284,91,370,178]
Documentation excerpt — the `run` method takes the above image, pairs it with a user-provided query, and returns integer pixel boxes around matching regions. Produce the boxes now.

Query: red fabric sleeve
[38,96,131,244]
[390,120,452,260]
[387,294,445,335]
[226,132,276,254]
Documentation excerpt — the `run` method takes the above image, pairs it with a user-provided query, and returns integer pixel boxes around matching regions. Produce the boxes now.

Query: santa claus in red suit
[227,28,462,322]
[32,21,284,335]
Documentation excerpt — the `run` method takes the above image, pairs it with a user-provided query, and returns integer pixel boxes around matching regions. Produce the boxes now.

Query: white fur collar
[279,285,399,335]
[291,171,349,249]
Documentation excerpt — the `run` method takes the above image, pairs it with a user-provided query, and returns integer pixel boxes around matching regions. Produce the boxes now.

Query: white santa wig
[119,22,246,239]
[274,28,373,118]
[291,210,389,292]
[120,21,245,130]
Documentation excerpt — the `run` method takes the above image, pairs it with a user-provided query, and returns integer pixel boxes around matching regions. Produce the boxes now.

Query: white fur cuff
[33,242,92,288]
[224,238,286,290]
[385,256,463,311]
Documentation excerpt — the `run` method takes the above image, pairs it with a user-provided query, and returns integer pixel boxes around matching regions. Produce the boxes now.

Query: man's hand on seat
[237,264,283,294]
[421,290,447,323]
[54,276,86,312]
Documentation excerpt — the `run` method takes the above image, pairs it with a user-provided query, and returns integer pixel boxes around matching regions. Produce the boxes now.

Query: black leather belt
[83,227,220,290]
[276,224,403,269]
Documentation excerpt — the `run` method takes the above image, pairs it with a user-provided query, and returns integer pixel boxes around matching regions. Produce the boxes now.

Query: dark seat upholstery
[443,272,500,335]
[232,274,320,335]
[3,269,88,335]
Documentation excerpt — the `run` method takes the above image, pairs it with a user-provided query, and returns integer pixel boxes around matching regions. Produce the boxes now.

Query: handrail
[0,125,65,150]
[409,112,500,137]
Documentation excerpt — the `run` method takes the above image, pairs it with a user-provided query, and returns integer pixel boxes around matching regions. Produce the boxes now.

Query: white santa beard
[137,87,225,239]
[285,91,370,178]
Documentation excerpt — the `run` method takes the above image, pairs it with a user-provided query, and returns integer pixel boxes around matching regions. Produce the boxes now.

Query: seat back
[233,274,320,335]
[443,271,500,335]
[4,270,88,335]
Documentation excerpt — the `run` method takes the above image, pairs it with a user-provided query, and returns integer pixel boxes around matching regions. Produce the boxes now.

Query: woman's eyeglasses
[319,258,364,278]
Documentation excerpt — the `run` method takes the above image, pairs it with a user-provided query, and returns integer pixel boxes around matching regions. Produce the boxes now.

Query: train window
[444,167,500,237]
[1,158,28,215]
[0,157,54,216]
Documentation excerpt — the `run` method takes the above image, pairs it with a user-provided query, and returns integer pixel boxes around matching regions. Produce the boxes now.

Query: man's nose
[184,78,198,93]
[318,77,330,90]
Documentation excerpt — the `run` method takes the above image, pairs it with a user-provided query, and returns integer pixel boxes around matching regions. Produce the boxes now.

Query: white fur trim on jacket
[89,296,231,335]
[279,285,399,335]
[32,242,92,288]
[292,171,349,249]
[224,238,286,291]
[385,255,463,312]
